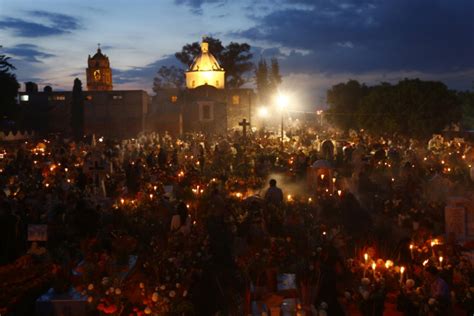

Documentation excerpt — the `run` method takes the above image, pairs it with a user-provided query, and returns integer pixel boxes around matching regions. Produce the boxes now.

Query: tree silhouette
[71,78,84,141]
[0,46,20,119]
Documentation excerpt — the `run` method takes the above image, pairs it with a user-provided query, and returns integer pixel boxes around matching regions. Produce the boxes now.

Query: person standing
[264,179,283,206]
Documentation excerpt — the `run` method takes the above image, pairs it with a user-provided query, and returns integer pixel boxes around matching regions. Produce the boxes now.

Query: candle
[363,253,369,278]
[409,244,414,260]
[423,259,429,266]
[400,266,405,284]
[439,256,443,267]
[372,262,376,277]
[337,190,342,197]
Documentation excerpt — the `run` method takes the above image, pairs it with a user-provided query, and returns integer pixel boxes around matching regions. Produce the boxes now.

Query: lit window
[53,95,66,101]
[20,95,29,102]
[171,95,178,103]
[232,95,240,105]
[113,95,123,100]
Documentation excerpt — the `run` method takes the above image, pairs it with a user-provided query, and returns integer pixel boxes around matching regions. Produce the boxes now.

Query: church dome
[189,42,223,72]
[185,40,225,89]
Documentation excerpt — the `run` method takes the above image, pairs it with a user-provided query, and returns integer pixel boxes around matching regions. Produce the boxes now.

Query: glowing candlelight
[120,198,125,205]
[364,253,368,263]
[439,256,443,267]
[337,190,342,197]
[385,260,393,269]
[320,174,325,180]
[423,259,429,266]
[400,266,405,284]
[409,244,414,259]
[372,262,376,277]
[332,177,336,184]
[287,194,293,202]
[149,194,153,199]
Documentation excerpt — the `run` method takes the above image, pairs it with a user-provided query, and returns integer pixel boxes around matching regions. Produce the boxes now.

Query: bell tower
[86,44,113,91]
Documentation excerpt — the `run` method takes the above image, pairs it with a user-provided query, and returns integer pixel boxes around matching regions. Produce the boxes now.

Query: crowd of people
[0,127,473,315]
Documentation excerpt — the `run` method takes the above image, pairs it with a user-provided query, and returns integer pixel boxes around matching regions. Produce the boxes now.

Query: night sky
[1,0,473,106]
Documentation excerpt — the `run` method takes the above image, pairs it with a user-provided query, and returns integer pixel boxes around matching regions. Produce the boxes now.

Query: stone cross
[239,118,251,138]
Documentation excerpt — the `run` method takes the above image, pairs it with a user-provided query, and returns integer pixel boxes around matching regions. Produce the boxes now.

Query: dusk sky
[1,0,473,106]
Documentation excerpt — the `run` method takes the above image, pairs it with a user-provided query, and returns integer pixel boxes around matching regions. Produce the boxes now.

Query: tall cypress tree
[269,57,282,91]
[255,58,269,104]
[71,78,84,141]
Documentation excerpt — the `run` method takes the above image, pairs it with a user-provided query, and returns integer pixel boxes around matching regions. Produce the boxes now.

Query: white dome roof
[189,41,224,72]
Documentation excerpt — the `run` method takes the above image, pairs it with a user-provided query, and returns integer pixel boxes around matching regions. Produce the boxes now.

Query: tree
[326,78,462,138]
[254,57,282,105]
[71,78,84,141]
[326,80,369,131]
[152,66,185,93]
[269,57,282,91]
[458,90,474,129]
[255,58,269,104]
[175,37,253,88]
[0,46,20,119]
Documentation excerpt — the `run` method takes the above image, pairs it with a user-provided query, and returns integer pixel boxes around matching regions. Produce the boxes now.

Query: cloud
[4,44,55,63]
[238,0,474,74]
[0,10,80,37]
[174,0,226,14]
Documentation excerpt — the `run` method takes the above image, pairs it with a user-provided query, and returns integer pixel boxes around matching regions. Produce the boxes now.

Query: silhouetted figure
[264,179,283,206]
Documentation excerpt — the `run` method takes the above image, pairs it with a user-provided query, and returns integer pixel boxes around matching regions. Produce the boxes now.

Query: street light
[275,93,288,143]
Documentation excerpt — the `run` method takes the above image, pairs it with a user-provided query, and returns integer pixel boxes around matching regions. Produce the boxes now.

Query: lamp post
[276,94,288,145]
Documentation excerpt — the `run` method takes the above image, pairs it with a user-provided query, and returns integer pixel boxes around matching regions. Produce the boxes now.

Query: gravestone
[445,197,474,241]
[239,118,251,138]
[83,151,109,197]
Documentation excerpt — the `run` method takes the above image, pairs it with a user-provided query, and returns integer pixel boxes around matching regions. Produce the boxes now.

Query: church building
[150,39,256,135]
[19,46,149,139]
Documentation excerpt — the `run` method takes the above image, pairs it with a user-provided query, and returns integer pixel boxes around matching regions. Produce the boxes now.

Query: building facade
[19,47,148,139]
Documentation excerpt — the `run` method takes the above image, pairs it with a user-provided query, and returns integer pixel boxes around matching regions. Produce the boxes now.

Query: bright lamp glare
[258,107,269,118]
[276,93,288,110]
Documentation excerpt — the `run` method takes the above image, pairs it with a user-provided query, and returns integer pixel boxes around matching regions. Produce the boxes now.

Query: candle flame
[364,253,368,262]
[400,266,405,274]
[423,259,429,266]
